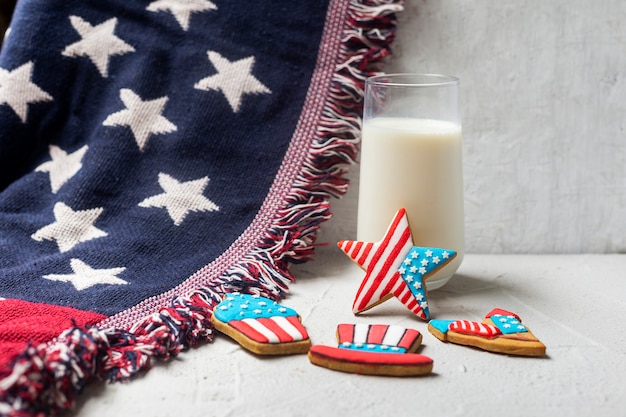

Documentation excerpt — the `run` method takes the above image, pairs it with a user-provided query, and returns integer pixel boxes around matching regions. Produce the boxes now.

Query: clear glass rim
[366,73,459,88]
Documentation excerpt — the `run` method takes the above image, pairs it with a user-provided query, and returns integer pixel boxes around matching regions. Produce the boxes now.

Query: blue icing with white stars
[397,247,456,319]
[339,342,406,354]
[214,293,298,322]
[490,314,528,334]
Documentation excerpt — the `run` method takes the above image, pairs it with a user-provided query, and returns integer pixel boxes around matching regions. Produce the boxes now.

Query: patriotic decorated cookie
[308,323,433,376]
[338,208,457,320]
[428,308,546,357]
[212,293,311,355]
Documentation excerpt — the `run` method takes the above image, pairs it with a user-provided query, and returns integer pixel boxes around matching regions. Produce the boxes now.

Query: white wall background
[321,0,626,254]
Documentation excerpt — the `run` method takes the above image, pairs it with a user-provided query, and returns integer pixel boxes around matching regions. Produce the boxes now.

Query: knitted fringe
[0,0,403,415]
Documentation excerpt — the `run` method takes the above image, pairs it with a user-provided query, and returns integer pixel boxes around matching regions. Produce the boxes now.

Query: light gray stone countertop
[68,249,626,417]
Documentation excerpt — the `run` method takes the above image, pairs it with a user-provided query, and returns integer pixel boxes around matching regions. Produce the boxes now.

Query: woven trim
[0,0,403,415]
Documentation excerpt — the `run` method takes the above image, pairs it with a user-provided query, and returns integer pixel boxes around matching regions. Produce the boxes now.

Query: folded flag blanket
[0,0,402,415]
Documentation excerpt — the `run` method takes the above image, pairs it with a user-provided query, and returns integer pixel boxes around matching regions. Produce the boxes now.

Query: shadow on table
[434,273,500,295]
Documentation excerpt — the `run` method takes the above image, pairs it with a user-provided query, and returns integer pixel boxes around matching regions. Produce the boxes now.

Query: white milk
[357,117,464,289]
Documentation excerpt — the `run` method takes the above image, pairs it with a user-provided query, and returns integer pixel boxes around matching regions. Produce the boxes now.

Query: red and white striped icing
[337,323,420,351]
[228,316,308,344]
[449,320,502,338]
[339,210,413,314]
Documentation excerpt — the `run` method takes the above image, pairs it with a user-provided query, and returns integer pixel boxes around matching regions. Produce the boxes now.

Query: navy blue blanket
[0,0,401,414]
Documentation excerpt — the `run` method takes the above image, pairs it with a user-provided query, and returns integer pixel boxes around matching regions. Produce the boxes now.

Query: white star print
[103,89,177,151]
[432,256,440,264]
[31,202,107,252]
[138,173,219,226]
[421,259,429,266]
[147,0,217,31]
[0,61,53,123]
[403,258,411,266]
[411,251,419,259]
[62,16,135,78]
[425,250,433,257]
[195,51,271,113]
[43,258,127,291]
[442,251,450,259]
[35,145,88,193]
[409,266,418,274]
[419,267,427,275]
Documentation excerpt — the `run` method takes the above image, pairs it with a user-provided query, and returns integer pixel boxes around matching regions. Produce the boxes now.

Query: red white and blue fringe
[0,1,403,415]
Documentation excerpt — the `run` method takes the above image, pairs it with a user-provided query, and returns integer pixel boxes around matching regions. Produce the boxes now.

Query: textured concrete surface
[69,250,626,417]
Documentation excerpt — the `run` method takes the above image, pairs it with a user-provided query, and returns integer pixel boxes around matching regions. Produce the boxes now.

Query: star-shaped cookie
[338,208,456,320]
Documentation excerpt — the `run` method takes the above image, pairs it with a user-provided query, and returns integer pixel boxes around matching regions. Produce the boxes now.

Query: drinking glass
[357,74,464,289]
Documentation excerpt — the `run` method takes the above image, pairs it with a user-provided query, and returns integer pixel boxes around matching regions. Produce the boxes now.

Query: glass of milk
[357,74,464,290]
